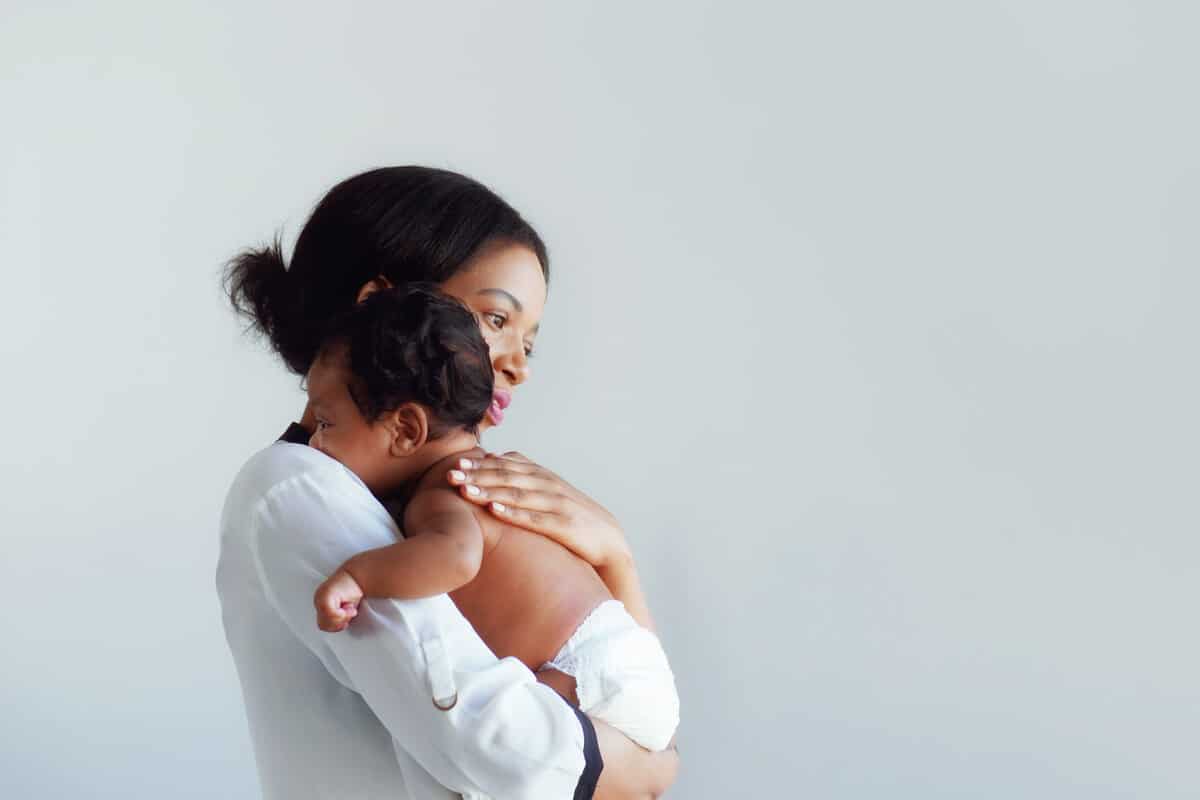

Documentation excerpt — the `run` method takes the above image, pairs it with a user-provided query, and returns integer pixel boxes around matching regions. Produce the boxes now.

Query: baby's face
[304,350,394,491]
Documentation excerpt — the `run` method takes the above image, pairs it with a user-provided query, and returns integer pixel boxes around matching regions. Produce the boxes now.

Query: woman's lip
[486,390,511,425]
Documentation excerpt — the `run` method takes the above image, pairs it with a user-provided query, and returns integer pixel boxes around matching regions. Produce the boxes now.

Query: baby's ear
[384,403,429,456]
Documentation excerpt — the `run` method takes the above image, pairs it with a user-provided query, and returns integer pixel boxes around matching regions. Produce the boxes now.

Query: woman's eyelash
[481,311,533,355]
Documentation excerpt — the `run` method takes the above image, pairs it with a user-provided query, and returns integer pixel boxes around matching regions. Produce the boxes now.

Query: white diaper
[541,600,680,752]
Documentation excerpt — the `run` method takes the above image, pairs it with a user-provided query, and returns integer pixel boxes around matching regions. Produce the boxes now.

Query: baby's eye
[524,345,535,358]
[316,419,331,430]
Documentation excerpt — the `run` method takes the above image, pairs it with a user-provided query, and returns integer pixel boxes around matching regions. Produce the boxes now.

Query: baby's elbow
[450,541,483,586]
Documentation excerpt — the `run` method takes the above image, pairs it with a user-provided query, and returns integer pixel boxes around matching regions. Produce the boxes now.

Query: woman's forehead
[442,241,547,309]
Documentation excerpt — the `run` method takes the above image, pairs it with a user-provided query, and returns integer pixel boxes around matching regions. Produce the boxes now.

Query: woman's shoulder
[221,441,397,550]
[224,441,367,519]
[238,440,344,488]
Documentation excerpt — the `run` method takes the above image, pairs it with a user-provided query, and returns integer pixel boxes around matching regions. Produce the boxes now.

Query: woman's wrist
[595,549,655,632]
[592,514,631,569]
[596,552,637,599]
[596,543,633,574]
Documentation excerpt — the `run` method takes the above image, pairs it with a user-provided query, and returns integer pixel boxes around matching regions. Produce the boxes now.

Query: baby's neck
[378,429,481,500]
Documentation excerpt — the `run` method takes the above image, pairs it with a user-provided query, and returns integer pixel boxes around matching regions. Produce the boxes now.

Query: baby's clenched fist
[314,568,363,632]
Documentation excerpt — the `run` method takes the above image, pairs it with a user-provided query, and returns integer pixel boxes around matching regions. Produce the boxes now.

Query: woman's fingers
[448,464,558,495]
[494,451,565,480]
[441,452,625,567]
[487,501,570,539]
[453,454,539,474]
[454,480,567,513]
[466,451,564,481]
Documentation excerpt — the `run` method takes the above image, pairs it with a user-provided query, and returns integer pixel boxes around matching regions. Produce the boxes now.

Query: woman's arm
[594,721,680,800]
[594,550,655,632]
[447,452,657,630]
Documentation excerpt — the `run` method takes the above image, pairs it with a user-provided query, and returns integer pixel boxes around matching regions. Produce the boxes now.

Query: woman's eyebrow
[475,288,540,334]
[475,288,522,311]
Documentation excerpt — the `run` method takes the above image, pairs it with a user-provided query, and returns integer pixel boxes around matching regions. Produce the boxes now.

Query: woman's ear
[356,275,394,304]
[383,403,429,456]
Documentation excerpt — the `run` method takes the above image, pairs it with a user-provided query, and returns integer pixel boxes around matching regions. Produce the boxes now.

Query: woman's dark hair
[225,166,549,375]
[321,285,494,439]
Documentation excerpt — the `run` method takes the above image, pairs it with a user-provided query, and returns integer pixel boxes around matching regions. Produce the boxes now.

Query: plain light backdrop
[2,2,1196,797]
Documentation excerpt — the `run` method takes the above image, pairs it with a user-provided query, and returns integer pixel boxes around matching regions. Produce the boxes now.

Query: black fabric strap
[572,705,603,800]
[277,422,310,445]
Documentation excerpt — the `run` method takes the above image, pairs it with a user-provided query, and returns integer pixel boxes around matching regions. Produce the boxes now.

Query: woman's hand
[446,451,631,568]
[448,451,659,631]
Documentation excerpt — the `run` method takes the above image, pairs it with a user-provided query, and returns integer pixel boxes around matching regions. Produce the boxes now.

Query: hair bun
[224,235,299,356]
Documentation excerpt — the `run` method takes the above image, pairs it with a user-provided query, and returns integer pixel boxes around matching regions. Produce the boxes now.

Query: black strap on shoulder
[277,422,311,445]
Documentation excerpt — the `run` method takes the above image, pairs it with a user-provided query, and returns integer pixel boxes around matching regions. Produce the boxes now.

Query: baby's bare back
[413,451,612,671]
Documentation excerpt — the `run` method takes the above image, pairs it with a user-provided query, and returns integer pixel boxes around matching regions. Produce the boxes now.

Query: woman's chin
[481,404,506,432]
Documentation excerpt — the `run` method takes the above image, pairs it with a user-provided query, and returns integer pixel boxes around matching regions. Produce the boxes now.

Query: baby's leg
[542,600,680,752]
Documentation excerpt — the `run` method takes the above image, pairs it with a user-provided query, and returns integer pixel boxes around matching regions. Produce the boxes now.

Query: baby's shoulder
[403,446,498,538]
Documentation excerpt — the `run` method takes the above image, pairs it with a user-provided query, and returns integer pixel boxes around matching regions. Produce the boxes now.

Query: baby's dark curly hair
[319,285,494,438]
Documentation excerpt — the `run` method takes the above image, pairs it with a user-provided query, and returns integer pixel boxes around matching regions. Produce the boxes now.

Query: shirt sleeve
[247,461,600,799]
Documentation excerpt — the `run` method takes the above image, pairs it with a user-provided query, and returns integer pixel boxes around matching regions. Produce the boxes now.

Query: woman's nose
[494,343,530,387]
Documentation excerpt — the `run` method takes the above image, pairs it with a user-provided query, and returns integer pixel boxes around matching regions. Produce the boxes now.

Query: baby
[305,285,679,752]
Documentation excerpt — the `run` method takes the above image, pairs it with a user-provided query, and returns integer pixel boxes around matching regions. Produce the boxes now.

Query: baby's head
[304,285,494,494]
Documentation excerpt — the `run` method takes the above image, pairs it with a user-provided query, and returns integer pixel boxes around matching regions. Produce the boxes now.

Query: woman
[216,166,678,799]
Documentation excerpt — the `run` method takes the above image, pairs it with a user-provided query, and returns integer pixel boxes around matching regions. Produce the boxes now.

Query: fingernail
[466,485,481,496]
[449,470,466,482]
[491,502,506,513]
[458,458,473,469]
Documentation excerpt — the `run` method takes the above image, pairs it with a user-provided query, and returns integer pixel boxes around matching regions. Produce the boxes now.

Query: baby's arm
[314,487,484,632]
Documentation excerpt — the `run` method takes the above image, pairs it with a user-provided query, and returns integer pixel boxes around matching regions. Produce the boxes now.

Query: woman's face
[438,239,547,433]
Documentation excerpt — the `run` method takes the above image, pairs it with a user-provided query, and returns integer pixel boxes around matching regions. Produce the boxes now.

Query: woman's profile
[216,166,679,799]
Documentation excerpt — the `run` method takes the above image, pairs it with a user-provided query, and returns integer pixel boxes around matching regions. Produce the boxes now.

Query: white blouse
[216,439,597,799]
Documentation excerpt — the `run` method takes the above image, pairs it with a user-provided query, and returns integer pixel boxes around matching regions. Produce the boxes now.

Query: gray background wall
[2,2,1196,797]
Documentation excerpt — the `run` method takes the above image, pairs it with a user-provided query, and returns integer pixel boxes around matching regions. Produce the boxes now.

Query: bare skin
[315,443,613,675]
[298,240,678,794]
[447,450,657,632]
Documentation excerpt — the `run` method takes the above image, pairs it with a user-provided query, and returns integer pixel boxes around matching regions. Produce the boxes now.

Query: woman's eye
[485,312,506,329]
[316,420,330,430]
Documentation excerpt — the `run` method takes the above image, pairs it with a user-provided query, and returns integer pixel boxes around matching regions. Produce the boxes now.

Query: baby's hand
[314,568,363,632]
